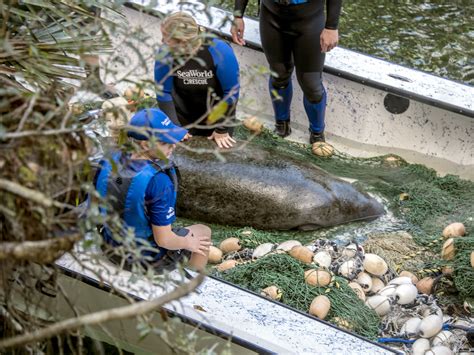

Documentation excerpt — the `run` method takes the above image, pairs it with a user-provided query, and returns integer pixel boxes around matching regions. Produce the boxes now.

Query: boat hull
[29,252,396,354]
[101,2,473,179]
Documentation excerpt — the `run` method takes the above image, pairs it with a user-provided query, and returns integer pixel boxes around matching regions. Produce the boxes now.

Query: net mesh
[234,127,473,248]
[178,124,474,338]
[216,253,381,340]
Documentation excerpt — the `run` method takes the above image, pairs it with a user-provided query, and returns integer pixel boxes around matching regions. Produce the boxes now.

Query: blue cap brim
[157,126,188,144]
[127,108,188,143]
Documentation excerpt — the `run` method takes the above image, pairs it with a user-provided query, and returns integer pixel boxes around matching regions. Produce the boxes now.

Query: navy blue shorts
[151,227,192,271]
[102,227,191,271]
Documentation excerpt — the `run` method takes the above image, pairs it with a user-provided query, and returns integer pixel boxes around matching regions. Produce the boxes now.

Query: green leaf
[207,101,228,124]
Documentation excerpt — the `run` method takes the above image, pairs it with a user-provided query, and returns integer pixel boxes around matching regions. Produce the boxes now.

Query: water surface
[218,0,474,85]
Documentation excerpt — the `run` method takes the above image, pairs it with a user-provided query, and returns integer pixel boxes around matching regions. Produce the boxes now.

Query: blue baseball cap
[127,108,187,144]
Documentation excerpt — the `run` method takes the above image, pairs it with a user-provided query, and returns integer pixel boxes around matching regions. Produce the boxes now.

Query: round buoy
[442,222,466,239]
[339,259,357,278]
[416,277,435,295]
[216,259,237,272]
[348,282,366,301]
[219,238,241,254]
[252,243,274,259]
[399,271,419,284]
[313,251,332,268]
[363,254,388,276]
[441,238,455,260]
[289,246,313,263]
[356,272,373,292]
[311,142,334,157]
[370,277,385,293]
[394,284,418,305]
[208,246,223,264]
[400,317,421,338]
[419,315,443,338]
[309,295,330,319]
[304,269,331,287]
[261,285,282,301]
[412,338,430,355]
[277,240,302,252]
[242,116,263,134]
[365,295,391,316]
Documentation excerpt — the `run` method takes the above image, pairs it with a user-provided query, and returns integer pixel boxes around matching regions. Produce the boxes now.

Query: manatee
[174,138,384,231]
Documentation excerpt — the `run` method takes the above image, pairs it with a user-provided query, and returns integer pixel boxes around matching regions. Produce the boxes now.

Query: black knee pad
[270,62,294,89]
[298,72,324,103]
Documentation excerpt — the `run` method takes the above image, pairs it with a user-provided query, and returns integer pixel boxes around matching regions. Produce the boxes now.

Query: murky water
[218,0,474,85]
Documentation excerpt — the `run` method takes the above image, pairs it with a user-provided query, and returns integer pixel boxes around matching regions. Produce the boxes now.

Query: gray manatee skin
[174,138,384,231]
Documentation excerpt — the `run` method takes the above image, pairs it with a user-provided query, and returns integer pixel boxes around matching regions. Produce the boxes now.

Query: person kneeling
[95,108,211,271]
[155,12,240,149]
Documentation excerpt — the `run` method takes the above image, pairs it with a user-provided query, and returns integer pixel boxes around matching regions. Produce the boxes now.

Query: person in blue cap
[155,12,239,149]
[94,108,212,271]
[231,0,342,151]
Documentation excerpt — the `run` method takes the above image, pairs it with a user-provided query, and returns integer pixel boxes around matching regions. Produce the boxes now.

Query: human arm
[145,174,209,255]
[321,0,342,52]
[208,40,240,146]
[154,53,180,125]
[231,0,248,45]
[231,18,245,46]
[152,224,211,256]
[234,0,249,18]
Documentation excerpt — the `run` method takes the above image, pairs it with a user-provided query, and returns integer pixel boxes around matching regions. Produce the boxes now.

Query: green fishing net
[430,236,474,299]
[233,127,473,249]
[451,237,474,298]
[216,253,381,339]
[179,125,474,339]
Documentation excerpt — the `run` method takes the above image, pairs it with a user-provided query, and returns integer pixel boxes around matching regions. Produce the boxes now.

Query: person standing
[231,0,342,150]
[155,12,240,149]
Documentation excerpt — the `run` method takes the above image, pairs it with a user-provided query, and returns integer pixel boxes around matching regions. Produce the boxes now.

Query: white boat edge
[126,0,473,118]
[47,250,399,354]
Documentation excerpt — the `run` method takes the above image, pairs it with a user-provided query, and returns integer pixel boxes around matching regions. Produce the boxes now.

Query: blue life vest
[95,152,178,262]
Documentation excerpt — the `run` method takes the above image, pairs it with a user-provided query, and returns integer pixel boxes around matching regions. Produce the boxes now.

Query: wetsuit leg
[292,14,327,134]
[260,4,294,122]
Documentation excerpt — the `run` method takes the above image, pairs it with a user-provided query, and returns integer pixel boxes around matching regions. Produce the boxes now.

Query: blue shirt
[145,170,176,226]
[126,159,177,227]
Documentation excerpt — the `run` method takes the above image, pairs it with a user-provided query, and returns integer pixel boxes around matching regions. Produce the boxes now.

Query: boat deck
[56,252,398,354]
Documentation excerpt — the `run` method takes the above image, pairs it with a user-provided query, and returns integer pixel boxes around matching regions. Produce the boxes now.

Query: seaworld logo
[176,69,213,85]
[166,207,175,219]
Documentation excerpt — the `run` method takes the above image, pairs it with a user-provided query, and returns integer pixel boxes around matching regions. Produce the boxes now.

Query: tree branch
[0,234,82,263]
[2,127,84,139]
[0,178,72,209]
[0,273,204,349]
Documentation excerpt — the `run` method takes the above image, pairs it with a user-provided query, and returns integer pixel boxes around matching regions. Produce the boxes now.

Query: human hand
[187,233,211,256]
[182,132,193,141]
[320,29,339,53]
[208,131,236,149]
[231,18,246,46]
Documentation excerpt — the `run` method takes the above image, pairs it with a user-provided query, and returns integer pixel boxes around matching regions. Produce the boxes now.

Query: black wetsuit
[155,39,240,136]
[235,0,342,134]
